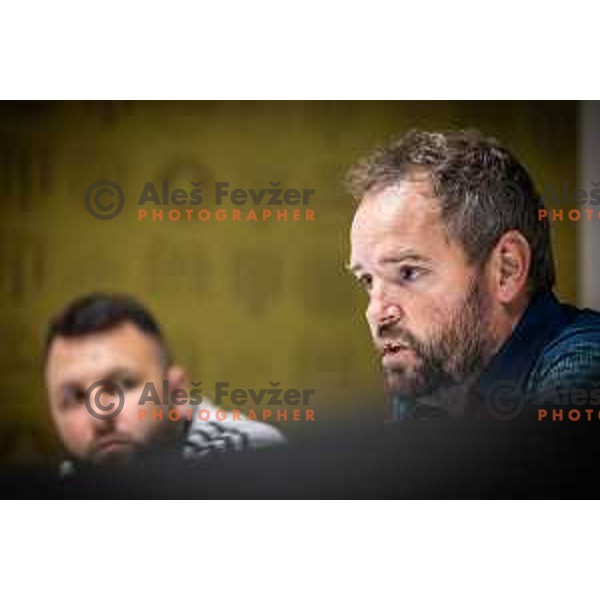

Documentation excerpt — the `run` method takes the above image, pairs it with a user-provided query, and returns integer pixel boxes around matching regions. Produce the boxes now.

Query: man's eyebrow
[59,380,84,395]
[381,252,432,265]
[103,367,138,381]
[58,367,136,393]
[348,253,431,273]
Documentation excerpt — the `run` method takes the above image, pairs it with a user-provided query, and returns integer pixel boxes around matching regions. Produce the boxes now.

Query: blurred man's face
[350,178,496,400]
[45,323,178,464]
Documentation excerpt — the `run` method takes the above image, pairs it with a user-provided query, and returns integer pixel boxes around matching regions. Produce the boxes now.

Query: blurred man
[44,294,285,472]
[347,130,600,419]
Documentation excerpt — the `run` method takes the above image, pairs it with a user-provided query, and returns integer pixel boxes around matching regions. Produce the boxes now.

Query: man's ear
[166,364,188,414]
[487,230,531,304]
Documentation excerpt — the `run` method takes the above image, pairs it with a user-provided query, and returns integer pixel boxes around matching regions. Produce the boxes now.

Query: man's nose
[93,413,116,434]
[366,283,403,332]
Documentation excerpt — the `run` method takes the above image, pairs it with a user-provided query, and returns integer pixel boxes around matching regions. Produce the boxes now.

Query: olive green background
[0,101,579,464]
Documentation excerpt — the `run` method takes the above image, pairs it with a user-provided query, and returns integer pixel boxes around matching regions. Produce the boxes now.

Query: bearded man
[348,130,600,420]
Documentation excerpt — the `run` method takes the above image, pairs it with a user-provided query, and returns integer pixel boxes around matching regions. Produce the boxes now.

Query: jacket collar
[476,291,571,395]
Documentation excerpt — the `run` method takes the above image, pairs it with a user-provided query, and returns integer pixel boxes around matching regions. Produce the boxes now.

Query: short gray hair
[347,129,555,294]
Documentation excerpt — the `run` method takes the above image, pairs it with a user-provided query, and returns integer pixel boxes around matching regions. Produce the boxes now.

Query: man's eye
[398,266,422,282]
[120,377,139,390]
[62,389,85,409]
[357,274,372,290]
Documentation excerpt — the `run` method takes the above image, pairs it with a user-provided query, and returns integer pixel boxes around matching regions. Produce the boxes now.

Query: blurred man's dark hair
[44,293,170,364]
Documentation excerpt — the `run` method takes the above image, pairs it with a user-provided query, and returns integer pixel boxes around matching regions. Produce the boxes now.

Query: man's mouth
[93,435,134,456]
[381,341,410,356]
[379,341,416,367]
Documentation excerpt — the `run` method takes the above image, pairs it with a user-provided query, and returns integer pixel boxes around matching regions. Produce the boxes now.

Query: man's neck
[485,293,532,362]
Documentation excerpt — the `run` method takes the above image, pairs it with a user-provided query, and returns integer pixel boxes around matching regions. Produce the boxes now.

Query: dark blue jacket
[477,291,600,418]
[390,291,600,420]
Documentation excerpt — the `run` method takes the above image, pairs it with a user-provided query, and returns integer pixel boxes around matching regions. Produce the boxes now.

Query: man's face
[350,178,496,400]
[45,322,177,464]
